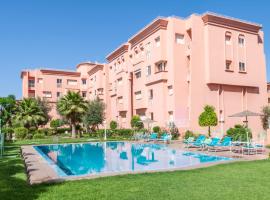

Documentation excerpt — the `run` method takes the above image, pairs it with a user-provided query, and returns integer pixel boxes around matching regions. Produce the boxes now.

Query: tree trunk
[71,123,76,138]
[208,126,211,137]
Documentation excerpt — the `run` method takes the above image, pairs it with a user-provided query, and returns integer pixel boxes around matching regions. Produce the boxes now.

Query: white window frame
[135,91,142,100]
[43,91,52,98]
[146,65,151,77]
[168,85,173,95]
[135,70,141,79]
[239,62,246,72]
[67,79,77,86]
[175,33,185,44]
[155,36,160,47]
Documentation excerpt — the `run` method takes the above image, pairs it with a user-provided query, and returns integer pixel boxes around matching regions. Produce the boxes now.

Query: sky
[0,0,269,98]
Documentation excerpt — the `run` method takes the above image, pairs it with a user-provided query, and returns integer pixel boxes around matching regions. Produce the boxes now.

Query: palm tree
[57,91,87,138]
[13,98,47,129]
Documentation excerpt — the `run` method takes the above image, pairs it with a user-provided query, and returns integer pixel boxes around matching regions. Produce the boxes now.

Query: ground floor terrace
[1,136,270,200]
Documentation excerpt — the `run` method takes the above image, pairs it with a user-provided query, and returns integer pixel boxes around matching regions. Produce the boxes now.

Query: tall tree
[57,91,87,138]
[83,98,105,132]
[0,95,17,127]
[13,98,47,129]
[36,97,51,126]
[198,105,218,136]
[261,105,270,130]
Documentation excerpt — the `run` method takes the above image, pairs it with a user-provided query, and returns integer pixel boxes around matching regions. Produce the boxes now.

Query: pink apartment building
[21,13,267,138]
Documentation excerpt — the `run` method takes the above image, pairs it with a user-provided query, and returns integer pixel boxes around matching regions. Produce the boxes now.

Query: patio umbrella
[228,110,263,142]
[139,118,156,132]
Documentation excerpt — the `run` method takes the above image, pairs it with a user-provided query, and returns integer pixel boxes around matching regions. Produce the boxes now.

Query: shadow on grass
[0,145,48,200]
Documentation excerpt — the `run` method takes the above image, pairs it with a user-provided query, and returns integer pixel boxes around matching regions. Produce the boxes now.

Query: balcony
[117,103,128,111]
[145,71,168,86]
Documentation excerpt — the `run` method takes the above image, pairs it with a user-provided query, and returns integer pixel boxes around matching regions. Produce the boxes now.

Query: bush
[115,129,133,137]
[14,127,28,139]
[110,120,117,130]
[226,124,252,141]
[33,133,45,139]
[25,134,33,140]
[184,130,195,139]
[3,127,14,140]
[50,119,63,129]
[38,128,50,136]
[168,122,180,140]
[152,126,161,133]
[130,115,144,130]
[56,127,71,134]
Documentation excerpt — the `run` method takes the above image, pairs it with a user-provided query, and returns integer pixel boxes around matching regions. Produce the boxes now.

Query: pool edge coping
[21,141,268,185]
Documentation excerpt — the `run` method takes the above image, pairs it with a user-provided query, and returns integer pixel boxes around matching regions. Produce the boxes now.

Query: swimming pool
[34,142,233,177]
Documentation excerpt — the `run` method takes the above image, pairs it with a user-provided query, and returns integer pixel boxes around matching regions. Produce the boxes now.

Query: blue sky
[0,0,269,98]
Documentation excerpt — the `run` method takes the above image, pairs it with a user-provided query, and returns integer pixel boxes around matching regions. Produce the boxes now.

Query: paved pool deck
[21,140,269,185]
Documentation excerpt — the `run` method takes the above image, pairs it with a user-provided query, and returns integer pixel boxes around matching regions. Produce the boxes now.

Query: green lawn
[1,139,270,200]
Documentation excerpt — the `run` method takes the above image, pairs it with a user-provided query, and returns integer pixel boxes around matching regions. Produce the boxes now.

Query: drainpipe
[130,72,134,118]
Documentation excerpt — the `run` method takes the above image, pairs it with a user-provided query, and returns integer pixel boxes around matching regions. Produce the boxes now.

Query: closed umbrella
[139,118,156,132]
[228,110,262,142]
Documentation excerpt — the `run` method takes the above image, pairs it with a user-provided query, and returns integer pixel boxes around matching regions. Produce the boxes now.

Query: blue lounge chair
[158,133,172,142]
[184,137,195,144]
[206,137,220,151]
[212,136,232,152]
[186,135,206,148]
[148,133,158,141]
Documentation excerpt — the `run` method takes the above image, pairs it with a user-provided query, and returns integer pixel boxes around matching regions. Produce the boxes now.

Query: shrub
[50,119,63,129]
[130,115,144,130]
[25,134,33,140]
[115,129,133,138]
[56,127,71,134]
[33,133,45,139]
[184,130,195,139]
[226,124,252,141]
[14,127,28,139]
[110,120,118,130]
[152,126,161,133]
[3,127,14,140]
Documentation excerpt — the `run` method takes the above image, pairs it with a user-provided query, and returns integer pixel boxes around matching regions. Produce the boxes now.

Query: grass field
[1,139,270,200]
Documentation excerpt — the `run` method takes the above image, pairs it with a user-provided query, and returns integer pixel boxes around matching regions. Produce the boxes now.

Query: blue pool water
[34,142,232,177]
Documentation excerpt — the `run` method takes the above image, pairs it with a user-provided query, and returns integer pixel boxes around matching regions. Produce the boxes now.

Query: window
[168,111,174,122]
[225,32,232,45]
[57,92,61,98]
[82,91,86,98]
[239,62,246,72]
[225,60,233,71]
[145,42,151,60]
[175,34,185,44]
[238,35,245,46]
[135,70,141,79]
[156,62,166,72]
[37,78,43,83]
[97,88,104,95]
[146,65,151,76]
[155,36,160,47]
[168,85,173,95]
[57,79,62,87]
[43,91,52,98]
[117,78,123,85]
[150,112,154,120]
[135,91,142,100]
[82,79,87,85]
[118,96,123,104]
[28,79,35,87]
[148,89,153,100]
[67,79,77,86]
